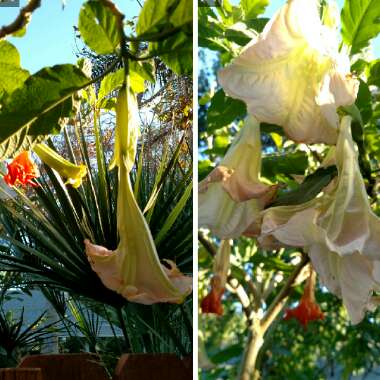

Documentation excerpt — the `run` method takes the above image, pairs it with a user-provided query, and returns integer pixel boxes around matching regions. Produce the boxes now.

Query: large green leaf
[271,166,338,207]
[0,64,89,159]
[0,41,29,97]
[207,89,246,130]
[341,0,380,54]
[261,152,308,178]
[150,31,192,75]
[78,0,120,55]
[169,0,192,27]
[241,0,269,19]
[136,0,191,37]
[0,40,21,66]
[136,0,177,36]
[97,67,146,106]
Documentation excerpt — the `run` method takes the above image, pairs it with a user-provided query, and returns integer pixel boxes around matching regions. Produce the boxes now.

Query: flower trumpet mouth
[284,268,324,328]
[33,143,87,188]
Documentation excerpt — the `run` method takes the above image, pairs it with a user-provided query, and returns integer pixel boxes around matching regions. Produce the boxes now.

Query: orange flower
[201,275,224,316]
[284,269,324,328]
[4,151,38,187]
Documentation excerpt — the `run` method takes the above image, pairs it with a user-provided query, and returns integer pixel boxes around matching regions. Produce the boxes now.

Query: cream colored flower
[260,116,380,323]
[33,144,86,188]
[199,116,277,239]
[85,86,192,305]
[218,0,358,144]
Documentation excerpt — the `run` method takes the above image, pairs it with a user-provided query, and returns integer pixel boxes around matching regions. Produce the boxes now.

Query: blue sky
[0,0,141,73]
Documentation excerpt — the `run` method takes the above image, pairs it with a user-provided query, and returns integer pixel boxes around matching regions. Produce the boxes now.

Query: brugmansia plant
[0,0,192,359]
[199,0,380,378]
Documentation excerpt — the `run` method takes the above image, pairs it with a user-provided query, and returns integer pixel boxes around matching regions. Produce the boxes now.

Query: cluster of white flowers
[200,0,380,323]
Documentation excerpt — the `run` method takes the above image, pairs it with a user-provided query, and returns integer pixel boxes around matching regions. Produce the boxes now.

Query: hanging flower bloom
[308,245,380,324]
[4,151,39,187]
[318,116,380,258]
[201,276,225,315]
[33,144,87,188]
[199,116,277,239]
[218,0,359,144]
[85,85,192,305]
[285,268,324,328]
[201,240,230,315]
[261,116,380,323]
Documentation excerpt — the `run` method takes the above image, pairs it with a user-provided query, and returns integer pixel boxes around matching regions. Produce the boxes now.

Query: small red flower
[284,269,324,328]
[201,276,224,316]
[4,151,38,187]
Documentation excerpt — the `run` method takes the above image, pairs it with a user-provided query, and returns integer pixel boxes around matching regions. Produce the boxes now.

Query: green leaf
[0,64,89,159]
[241,0,269,19]
[355,79,372,125]
[244,17,270,32]
[262,152,308,178]
[130,61,155,83]
[271,166,338,207]
[0,40,21,66]
[0,64,29,96]
[198,159,213,181]
[98,68,145,106]
[341,0,380,55]
[155,180,192,246]
[150,31,192,75]
[210,343,242,364]
[137,0,191,37]
[351,58,368,75]
[207,89,246,130]
[170,0,192,27]
[0,41,29,96]
[78,0,120,55]
[367,59,380,87]
[136,0,176,36]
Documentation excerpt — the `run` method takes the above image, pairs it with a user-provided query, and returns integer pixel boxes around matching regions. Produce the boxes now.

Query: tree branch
[0,0,41,39]
[261,255,309,331]
[198,232,216,257]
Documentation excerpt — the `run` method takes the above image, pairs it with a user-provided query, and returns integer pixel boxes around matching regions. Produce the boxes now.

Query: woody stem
[237,255,309,380]
[238,321,264,380]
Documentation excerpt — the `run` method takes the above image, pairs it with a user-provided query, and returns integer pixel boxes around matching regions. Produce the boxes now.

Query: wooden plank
[19,353,109,380]
[114,354,192,380]
[0,368,42,380]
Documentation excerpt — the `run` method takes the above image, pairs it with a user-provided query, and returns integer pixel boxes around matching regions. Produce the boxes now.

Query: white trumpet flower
[85,86,192,305]
[260,116,380,323]
[199,116,277,239]
[218,0,359,144]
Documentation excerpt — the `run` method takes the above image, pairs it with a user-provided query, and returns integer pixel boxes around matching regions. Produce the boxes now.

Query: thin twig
[198,232,217,257]
[0,0,41,39]
[261,255,309,331]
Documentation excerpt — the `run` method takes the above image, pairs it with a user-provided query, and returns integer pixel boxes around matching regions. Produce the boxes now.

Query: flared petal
[309,245,380,324]
[85,86,192,305]
[319,116,380,257]
[284,269,324,328]
[218,0,358,144]
[199,116,277,239]
[260,200,321,247]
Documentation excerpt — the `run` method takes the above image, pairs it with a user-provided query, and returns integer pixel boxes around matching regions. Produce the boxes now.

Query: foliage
[199,0,380,378]
[0,0,193,370]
